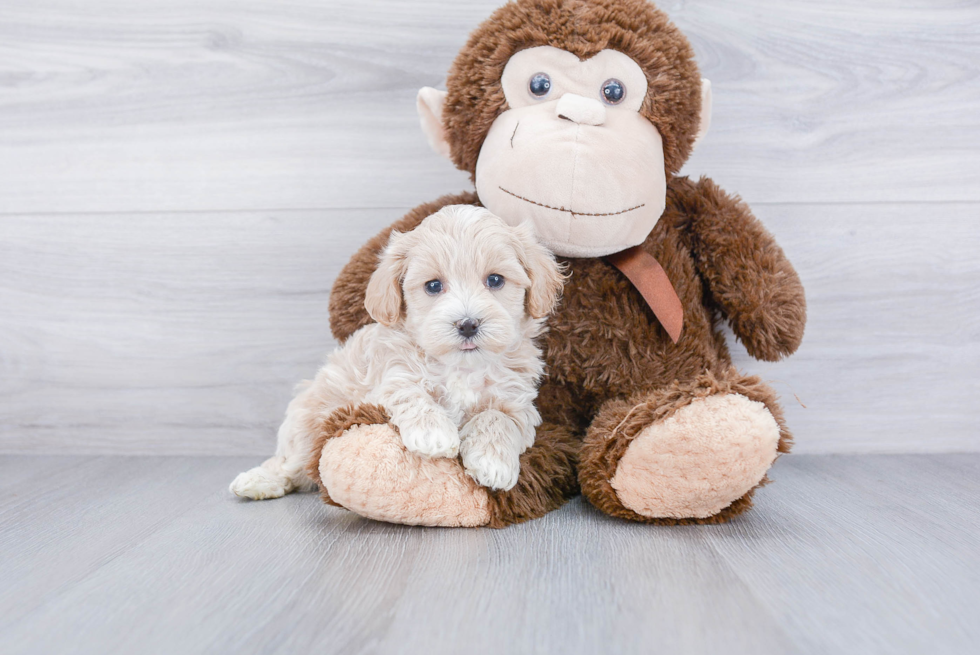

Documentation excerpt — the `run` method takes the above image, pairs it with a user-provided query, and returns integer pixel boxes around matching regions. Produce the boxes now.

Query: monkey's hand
[681,176,807,361]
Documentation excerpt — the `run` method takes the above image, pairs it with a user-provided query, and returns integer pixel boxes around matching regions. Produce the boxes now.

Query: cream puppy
[230,205,564,499]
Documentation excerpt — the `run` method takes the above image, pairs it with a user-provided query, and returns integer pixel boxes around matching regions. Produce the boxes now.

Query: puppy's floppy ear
[365,231,410,326]
[512,222,566,319]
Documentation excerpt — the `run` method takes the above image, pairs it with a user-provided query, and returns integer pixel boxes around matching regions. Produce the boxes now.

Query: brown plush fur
[486,422,580,528]
[317,0,806,526]
[444,0,702,178]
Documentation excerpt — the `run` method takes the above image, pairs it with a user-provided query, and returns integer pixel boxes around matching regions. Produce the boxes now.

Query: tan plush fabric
[319,424,492,528]
[609,393,780,519]
[474,94,668,258]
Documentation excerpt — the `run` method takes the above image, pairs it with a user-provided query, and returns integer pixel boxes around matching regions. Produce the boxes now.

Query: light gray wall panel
[0,0,977,213]
[2,203,977,454]
[1,0,977,454]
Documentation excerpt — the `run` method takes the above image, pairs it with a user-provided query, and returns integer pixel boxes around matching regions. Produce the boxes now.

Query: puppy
[230,205,564,499]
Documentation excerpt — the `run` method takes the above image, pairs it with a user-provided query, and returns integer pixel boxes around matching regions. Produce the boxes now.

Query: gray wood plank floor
[1,454,977,655]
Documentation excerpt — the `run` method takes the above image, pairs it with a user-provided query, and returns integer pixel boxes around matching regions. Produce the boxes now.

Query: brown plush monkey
[307,0,806,527]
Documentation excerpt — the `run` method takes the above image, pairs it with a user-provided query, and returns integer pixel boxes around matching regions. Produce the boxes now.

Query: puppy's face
[364,206,564,359]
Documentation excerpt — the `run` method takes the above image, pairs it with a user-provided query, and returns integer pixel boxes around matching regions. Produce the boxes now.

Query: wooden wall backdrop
[1,0,978,455]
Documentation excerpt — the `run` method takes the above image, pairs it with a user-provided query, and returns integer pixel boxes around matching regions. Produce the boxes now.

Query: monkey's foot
[307,404,578,528]
[612,394,779,519]
[579,373,788,524]
[320,422,492,527]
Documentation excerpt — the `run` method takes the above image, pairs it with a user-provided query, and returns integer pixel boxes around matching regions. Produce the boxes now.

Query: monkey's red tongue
[606,246,684,344]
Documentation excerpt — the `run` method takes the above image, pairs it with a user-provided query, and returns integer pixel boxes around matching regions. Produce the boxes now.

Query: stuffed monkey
[307,0,806,527]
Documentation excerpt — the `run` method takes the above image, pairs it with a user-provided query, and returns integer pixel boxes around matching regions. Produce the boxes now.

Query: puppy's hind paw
[229,467,287,500]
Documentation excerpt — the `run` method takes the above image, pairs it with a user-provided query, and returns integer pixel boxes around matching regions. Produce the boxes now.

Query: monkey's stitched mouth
[498,187,644,218]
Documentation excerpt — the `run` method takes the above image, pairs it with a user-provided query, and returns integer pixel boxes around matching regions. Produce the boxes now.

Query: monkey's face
[418,6,710,260]
[473,46,667,258]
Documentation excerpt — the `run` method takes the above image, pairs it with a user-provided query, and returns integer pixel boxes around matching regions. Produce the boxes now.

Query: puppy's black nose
[455,318,480,338]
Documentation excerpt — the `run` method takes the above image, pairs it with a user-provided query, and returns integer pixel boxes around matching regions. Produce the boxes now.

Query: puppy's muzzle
[455,318,480,339]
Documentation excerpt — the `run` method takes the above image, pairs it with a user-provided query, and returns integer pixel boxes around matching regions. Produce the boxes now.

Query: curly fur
[329,192,481,341]
[486,421,580,528]
[232,207,566,503]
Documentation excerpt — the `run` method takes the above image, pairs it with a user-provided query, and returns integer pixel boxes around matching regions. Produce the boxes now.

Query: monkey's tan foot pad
[318,423,492,527]
[610,393,780,519]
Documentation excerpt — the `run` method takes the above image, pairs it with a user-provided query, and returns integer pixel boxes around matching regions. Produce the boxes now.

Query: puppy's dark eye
[528,73,551,98]
[486,274,505,290]
[601,78,625,105]
[425,280,443,295]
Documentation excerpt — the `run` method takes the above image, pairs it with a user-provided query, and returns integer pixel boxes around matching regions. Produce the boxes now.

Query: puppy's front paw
[461,446,520,491]
[459,410,524,491]
[399,412,460,459]
[230,467,286,500]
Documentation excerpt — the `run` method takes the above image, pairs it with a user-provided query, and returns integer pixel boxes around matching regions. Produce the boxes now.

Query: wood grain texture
[1,0,978,454]
[0,209,393,455]
[0,454,977,654]
[0,202,972,455]
[0,0,977,214]
[700,454,980,654]
[2,204,977,455]
[0,456,224,632]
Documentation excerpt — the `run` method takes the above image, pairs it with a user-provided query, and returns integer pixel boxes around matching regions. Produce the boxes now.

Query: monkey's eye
[601,78,626,105]
[486,274,505,290]
[528,73,552,98]
[425,280,443,295]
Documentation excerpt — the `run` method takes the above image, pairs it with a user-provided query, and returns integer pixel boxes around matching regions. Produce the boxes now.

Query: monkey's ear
[692,78,712,150]
[417,87,452,160]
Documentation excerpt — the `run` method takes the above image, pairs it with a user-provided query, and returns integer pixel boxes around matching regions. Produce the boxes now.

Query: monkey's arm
[679,177,806,362]
[328,191,480,341]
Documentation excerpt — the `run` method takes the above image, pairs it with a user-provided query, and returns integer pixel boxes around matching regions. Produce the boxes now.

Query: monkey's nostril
[455,318,480,338]
[555,94,606,126]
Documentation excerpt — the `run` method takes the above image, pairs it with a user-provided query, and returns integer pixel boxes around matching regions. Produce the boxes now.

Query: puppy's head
[364,205,564,358]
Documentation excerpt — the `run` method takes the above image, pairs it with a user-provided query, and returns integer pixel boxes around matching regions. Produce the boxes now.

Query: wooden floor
[1,454,977,655]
